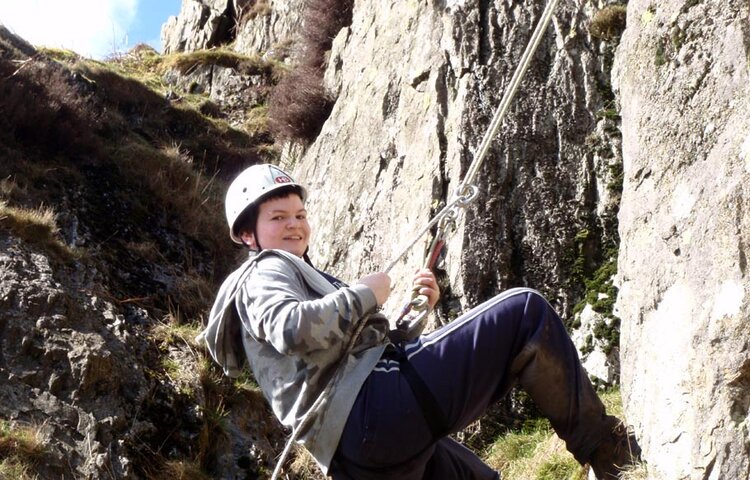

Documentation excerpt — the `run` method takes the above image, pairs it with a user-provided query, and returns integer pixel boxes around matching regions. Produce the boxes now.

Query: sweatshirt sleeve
[240,255,379,355]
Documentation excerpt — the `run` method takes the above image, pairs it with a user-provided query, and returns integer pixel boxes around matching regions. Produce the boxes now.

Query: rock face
[613,1,750,478]
[234,0,304,56]
[161,0,304,56]
[293,0,621,326]
[0,233,151,478]
[161,0,236,54]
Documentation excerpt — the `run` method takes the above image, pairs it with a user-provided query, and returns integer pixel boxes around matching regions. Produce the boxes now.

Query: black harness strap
[391,347,450,440]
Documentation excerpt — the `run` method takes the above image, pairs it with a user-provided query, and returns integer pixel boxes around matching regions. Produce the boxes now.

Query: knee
[494,288,549,312]
[493,288,558,326]
[522,290,565,331]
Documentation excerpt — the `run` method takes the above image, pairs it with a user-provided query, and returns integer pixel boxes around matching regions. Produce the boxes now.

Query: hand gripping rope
[271,0,561,477]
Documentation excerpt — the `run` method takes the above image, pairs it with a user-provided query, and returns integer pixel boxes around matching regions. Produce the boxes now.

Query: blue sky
[0,0,183,59]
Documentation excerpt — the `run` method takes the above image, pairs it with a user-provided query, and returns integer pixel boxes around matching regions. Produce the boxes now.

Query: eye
[296,214,307,220]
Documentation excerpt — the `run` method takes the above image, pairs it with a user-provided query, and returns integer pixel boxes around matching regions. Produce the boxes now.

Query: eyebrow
[267,208,307,214]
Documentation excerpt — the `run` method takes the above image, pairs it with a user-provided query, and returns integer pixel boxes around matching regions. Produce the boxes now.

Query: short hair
[233,185,305,237]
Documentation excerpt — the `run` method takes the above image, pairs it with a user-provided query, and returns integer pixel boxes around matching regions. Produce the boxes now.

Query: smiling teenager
[200,164,641,480]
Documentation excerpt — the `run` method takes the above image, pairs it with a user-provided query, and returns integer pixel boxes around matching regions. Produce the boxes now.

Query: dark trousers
[330,288,609,479]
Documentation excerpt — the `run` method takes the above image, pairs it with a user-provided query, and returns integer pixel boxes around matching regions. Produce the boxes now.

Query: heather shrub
[267,66,335,142]
[590,5,627,41]
[266,0,353,143]
[298,0,354,69]
[0,57,102,154]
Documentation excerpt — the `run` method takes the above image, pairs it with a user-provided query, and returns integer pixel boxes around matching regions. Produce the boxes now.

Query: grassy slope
[0,38,283,478]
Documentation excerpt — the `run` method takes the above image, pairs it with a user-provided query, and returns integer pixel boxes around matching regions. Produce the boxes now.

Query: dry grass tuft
[196,360,231,472]
[0,459,34,480]
[288,445,325,479]
[152,459,211,480]
[152,316,203,349]
[238,0,273,26]
[244,105,269,136]
[165,48,277,77]
[0,201,76,258]
[0,421,45,479]
[173,273,216,323]
[114,141,225,247]
[619,463,649,479]
[590,5,627,41]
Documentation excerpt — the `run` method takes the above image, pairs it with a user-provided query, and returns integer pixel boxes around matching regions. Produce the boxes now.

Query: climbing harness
[270,0,561,476]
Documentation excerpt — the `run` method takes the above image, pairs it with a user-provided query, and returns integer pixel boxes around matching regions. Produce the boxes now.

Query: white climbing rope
[385,0,561,273]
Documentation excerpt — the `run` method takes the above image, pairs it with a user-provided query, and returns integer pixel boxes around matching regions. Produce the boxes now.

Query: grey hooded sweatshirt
[199,249,389,473]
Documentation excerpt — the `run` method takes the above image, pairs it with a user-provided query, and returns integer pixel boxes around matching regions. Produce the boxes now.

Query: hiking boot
[588,416,642,479]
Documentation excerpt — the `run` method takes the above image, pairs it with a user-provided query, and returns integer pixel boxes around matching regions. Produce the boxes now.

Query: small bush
[590,5,627,41]
[298,0,354,69]
[267,66,334,142]
[266,0,354,144]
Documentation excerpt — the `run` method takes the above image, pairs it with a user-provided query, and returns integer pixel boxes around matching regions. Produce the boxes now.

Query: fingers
[357,272,392,306]
[411,269,439,309]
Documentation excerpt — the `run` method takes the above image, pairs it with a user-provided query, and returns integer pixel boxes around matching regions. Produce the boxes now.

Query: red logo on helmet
[274,175,292,184]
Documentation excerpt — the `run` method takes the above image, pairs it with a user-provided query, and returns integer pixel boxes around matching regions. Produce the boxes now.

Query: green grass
[484,420,586,480]
[482,389,634,479]
[0,421,45,479]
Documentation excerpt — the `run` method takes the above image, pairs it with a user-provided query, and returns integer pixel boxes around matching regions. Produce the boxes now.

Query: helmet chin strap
[302,247,313,266]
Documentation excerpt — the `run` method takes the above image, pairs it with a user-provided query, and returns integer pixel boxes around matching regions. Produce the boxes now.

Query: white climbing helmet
[225,164,307,244]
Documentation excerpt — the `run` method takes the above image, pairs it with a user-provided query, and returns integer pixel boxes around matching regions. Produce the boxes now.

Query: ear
[239,230,256,249]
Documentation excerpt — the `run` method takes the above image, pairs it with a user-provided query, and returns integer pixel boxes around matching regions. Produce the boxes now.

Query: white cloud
[0,0,138,59]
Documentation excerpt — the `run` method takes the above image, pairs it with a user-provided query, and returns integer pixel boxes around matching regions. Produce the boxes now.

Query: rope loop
[455,184,479,207]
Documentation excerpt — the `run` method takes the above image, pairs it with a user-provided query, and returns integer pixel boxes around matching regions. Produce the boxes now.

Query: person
[200,164,641,479]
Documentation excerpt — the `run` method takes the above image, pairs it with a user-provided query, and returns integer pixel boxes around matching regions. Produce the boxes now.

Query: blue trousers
[330,288,609,479]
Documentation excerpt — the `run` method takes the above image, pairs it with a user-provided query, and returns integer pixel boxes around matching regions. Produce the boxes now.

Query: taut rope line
[385,0,561,275]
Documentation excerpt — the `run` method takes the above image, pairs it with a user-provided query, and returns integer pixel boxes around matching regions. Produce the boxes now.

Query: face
[240,194,310,257]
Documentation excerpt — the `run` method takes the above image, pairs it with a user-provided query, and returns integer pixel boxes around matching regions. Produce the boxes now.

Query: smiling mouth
[284,236,303,240]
